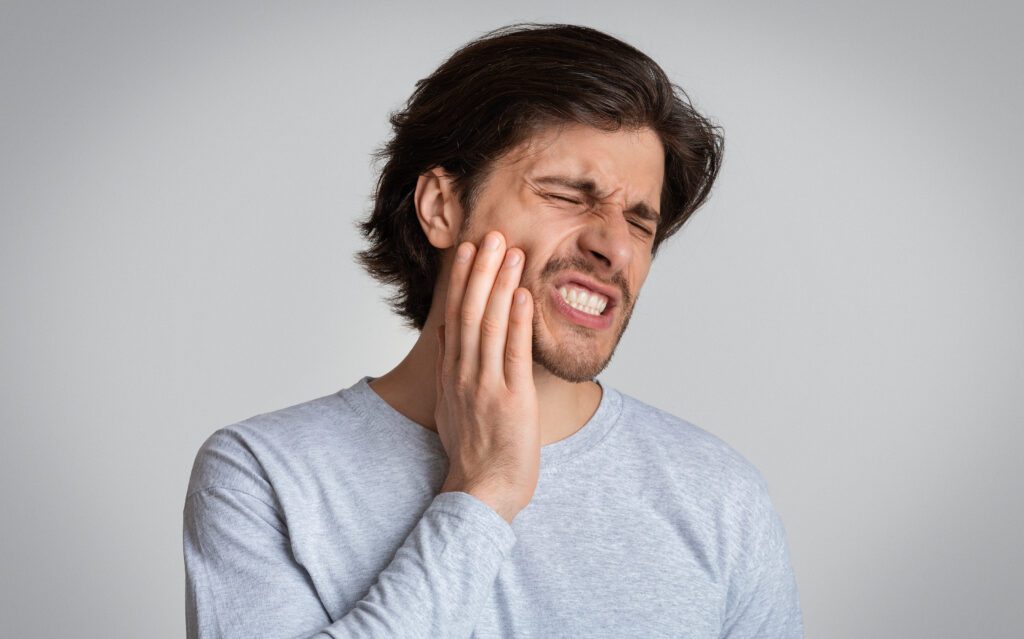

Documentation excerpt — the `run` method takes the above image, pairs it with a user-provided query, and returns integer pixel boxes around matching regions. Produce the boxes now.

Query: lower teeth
[569,302,599,316]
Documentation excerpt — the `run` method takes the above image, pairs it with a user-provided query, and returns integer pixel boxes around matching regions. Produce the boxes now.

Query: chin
[530,330,618,383]
[529,291,635,383]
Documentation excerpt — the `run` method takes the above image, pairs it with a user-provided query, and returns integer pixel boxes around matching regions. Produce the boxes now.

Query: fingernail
[515,290,527,304]
[455,243,473,262]
[505,250,521,267]
[484,233,501,250]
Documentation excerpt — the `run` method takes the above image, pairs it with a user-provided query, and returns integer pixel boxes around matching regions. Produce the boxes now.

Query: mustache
[538,256,632,307]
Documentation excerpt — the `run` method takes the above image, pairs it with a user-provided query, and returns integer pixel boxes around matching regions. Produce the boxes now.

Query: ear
[414,167,464,249]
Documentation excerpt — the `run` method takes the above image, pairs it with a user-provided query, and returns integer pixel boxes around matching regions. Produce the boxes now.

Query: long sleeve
[184,486,516,639]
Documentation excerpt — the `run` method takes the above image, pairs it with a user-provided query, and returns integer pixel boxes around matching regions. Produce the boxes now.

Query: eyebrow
[533,175,661,224]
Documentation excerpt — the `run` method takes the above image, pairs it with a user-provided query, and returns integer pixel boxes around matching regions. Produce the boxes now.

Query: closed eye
[548,194,581,205]
[546,193,654,237]
[630,221,654,236]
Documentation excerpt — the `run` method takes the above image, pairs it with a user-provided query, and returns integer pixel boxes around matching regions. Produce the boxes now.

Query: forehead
[495,122,665,207]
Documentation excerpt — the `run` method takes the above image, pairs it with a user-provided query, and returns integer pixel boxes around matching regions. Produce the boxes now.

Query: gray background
[2,1,1021,637]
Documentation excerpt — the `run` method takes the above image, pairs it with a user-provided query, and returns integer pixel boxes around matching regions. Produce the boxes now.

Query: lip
[551,271,622,310]
[548,285,614,330]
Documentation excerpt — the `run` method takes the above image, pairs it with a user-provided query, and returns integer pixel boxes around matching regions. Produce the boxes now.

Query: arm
[185,231,537,638]
[184,483,515,639]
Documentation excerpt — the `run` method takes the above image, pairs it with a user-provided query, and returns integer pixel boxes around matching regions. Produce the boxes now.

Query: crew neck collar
[340,375,623,472]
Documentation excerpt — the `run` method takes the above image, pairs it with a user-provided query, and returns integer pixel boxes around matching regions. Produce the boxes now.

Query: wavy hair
[356,23,724,330]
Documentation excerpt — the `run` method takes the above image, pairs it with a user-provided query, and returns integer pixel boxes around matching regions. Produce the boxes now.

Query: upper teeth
[559,285,608,316]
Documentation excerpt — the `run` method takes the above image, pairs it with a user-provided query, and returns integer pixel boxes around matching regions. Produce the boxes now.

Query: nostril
[590,250,612,268]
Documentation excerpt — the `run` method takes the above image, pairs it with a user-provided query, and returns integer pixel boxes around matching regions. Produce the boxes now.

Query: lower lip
[549,286,614,330]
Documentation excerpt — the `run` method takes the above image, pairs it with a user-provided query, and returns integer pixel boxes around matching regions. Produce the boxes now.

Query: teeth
[558,285,609,316]
[571,301,600,315]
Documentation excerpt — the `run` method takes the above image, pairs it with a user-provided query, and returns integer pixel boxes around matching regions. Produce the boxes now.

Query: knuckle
[452,372,473,396]
[505,347,523,365]
[460,307,479,326]
[479,315,503,338]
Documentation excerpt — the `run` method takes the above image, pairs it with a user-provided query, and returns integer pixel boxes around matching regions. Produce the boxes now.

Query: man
[184,23,803,638]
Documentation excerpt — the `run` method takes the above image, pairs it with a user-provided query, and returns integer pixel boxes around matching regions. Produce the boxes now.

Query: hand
[435,230,539,524]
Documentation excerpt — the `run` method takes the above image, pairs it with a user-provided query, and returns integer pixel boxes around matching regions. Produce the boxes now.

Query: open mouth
[549,283,615,329]
[558,283,609,316]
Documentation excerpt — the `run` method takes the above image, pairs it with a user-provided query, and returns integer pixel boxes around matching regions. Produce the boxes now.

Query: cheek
[469,204,535,248]
[517,243,545,283]
[629,267,652,301]
[503,212,543,243]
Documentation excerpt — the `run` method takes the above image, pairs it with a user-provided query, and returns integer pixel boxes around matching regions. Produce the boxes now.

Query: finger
[444,242,476,369]
[505,287,534,389]
[457,230,507,378]
[479,247,524,382]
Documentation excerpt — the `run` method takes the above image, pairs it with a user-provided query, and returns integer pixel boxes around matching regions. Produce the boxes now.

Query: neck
[368,306,602,447]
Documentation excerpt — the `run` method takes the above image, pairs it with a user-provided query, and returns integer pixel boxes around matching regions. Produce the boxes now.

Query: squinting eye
[545,192,653,237]
[551,195,581,204]
[630,221,654,236]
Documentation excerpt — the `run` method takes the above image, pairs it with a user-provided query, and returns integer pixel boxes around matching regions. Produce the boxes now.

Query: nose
[577,206,634,277]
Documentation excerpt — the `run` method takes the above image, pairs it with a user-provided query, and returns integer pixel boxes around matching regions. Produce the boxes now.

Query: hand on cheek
[434,230,540,524]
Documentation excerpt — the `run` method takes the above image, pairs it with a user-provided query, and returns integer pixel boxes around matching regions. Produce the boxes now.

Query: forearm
[186,487,517,639]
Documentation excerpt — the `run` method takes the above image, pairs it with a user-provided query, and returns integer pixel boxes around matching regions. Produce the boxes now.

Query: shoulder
[613,389,792,582]
[610,389,781,553]
[614,389,770,499]
[185,389,354,499]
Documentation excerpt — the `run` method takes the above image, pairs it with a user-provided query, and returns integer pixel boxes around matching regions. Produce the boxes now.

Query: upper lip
[552,271,622,308]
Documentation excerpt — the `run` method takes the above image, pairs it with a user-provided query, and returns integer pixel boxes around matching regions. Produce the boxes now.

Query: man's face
[457,122,665,383]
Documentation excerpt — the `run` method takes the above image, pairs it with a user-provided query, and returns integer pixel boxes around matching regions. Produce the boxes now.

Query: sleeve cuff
[428,490,518,555]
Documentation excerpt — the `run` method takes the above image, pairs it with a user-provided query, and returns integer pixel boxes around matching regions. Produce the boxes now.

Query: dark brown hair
[356,22,724,330]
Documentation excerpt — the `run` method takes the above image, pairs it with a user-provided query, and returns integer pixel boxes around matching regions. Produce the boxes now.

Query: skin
[369,122,665,521]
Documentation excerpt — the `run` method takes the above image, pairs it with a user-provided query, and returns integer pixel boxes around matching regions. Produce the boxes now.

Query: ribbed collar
[340,375,623,472]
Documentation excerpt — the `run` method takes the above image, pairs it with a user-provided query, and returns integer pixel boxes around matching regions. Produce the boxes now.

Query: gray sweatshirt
[183,376,803,638]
